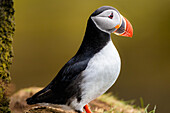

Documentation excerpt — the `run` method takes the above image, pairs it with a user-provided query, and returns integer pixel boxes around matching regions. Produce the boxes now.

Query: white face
[91,10,122,34]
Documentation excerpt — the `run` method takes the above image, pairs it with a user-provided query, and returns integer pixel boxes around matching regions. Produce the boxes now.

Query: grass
[94,93,156,113]
[95,93,144,113]
[144,105,156,113]
[10,87,156,113]
[140,97,156,113]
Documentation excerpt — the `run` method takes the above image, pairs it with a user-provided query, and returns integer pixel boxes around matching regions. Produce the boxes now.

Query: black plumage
[91,6,119,16]
[25,5,134,113]
[26,15,110,105]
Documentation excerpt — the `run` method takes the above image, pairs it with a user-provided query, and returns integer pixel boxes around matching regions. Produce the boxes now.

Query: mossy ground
[10,87,146,113]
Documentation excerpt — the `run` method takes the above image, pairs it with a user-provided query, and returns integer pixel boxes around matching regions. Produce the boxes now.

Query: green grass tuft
[144,104,156,113]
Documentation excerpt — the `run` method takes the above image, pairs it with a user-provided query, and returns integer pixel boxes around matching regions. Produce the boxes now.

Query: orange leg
[84,104,92,113]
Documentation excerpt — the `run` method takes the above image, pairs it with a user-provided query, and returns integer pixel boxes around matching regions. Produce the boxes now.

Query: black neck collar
[76,18,110,57]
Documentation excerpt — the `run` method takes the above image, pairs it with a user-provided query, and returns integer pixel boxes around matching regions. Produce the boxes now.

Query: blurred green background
[12,0,170,112]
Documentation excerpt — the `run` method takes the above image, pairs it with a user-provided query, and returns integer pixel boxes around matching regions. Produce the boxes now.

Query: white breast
[69,39,121,111]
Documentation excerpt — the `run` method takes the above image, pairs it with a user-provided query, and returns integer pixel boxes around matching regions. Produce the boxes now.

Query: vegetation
[0,0,15,112]
[10,87,154,113]
[0,1,157,113]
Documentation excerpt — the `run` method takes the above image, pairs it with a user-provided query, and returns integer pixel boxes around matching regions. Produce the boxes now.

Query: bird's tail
[26,96,37,105]
[26,86,53,105]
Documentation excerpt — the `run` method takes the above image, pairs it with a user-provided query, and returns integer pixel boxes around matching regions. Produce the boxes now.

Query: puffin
[26,6,133,113]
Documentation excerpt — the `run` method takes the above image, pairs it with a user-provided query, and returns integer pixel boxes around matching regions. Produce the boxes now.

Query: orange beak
[114,16,133,38]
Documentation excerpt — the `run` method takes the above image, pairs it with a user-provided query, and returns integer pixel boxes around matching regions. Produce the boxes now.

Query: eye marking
[108,12,113,19]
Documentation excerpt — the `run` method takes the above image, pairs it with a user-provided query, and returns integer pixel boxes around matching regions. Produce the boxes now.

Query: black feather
[91,6,119,17]
[26,17,110,105]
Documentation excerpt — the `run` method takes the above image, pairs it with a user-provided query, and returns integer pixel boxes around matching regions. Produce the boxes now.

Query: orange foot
[84,104,92,113]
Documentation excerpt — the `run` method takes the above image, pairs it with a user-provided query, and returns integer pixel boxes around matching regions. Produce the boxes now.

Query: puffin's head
[91,6,133,37]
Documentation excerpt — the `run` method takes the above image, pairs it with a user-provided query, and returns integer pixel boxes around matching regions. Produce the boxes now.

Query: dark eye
[108,12,113,19]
